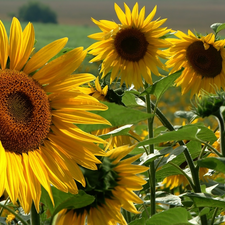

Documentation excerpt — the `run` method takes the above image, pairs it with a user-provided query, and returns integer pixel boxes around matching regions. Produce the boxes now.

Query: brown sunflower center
[0,69,52,153]
[114,28,148,62]
[186,41,222,78]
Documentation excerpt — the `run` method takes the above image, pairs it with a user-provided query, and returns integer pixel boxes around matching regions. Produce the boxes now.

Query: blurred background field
[0,0,221,128]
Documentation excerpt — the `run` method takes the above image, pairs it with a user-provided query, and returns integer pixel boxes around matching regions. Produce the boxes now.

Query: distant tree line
[18,2,58,24]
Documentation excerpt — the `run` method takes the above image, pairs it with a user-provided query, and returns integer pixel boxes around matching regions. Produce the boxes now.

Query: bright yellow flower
[166,31,225,96]
[6,213,15,225]
[0,18,110,213]
[87,3,171,90]
[55,145,148,225]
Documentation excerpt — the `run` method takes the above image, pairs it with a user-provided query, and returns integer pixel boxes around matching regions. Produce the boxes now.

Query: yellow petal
[44,73,95,92]
[5,152,24,204]
[28,151,54,204]
[52,110,111,125]
[33,47,86,84]
[143,5,157,27]
[9,17,22,70]
[114,3,126,25]
[16,22,35,71]
[22,153,41,212]
[23,38,68,74]
[0,21,9,70]
[0,141,6,196]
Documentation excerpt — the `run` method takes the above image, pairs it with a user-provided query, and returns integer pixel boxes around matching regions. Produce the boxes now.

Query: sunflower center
[114,28,148,62]
[0,69,52,153]
[186,41,222,78]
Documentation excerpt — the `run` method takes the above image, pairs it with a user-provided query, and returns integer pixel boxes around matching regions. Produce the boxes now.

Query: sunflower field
[1,2,225,225]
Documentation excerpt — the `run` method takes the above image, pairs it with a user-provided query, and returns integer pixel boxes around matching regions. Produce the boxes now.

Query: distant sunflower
[55,144,148,225]
[162,167,209,190]
[166,31,225,96]
[87,3,171,89]
[0,18,110,213]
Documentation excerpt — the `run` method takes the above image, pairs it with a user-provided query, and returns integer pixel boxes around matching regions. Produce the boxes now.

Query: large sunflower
[166,31,225,96]
[87,3,171,90]
[0,18,111,213]
[55,144,148,225]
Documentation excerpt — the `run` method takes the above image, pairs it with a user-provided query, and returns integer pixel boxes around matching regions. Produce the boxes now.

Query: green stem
[145,85,156,216]
[210,207,219,225]
[150,101,199,190]
[150,101,208,224]
[0,203,28,225]
[0,196,9,216]
[215,112,225,157]
[122,208,132,223]
[128,134,149,155]
[200,141,222,157]
[30,202,40,225]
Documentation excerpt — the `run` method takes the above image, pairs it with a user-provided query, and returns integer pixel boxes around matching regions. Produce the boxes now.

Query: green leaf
[156,141,202,180]
[187,193,225,208]
[122,91,140,107]
[210,23,223,33]
[146,207,192,225]
[217,24,225,34]
[174,110,198,123]
[129,218,146,225]
[77,101,153,133]
[137,124,216,147]
[156,193,183,206]
[139,151,162,166]
[140,69,183,99]
[211,23,225,34]
[197,157,225,173]
[199,207,210,216]
[40,187,95,223]
[156,146,186,168]
[98,124,132,140]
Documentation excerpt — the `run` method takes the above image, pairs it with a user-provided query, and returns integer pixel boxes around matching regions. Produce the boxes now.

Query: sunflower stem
[214,111,225,157]
[145,86,156,216]
[31,202,40,225]
[210,207,219,225]
[150,101,209,224]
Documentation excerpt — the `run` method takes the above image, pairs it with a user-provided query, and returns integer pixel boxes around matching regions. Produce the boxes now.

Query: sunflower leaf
[40,186,94,222]
[77,101,153,133]
[129,218,146,225]
[155,193,183,206]
[197,157,225,173]
[156,141,201,180]
[98,124,132,139]
[210,23,225,34]
[137,123,217,147]
[186,192,225,208]
[140,68,183,99]
[145,207,192,225]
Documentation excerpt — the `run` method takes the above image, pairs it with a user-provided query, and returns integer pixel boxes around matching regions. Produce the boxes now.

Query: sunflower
[87,3,171,90]
[162,167,209,190]
[55,144,148,225]
[0,18,111,213]
[166,31,225,96]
